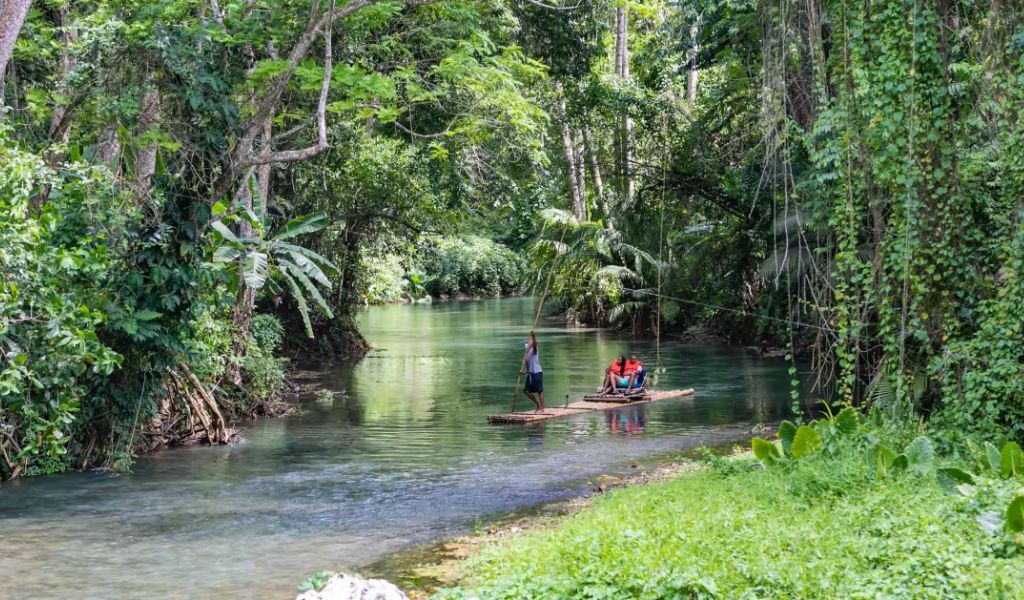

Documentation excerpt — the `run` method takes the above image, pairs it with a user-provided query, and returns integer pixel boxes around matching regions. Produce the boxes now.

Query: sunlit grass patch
[434,439,1024,599]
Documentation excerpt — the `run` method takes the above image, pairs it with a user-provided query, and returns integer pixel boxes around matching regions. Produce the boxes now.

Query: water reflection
[606,406,648,436]
[0,298,798,598]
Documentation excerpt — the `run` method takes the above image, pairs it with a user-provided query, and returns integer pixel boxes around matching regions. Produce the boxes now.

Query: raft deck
[487,388,695,424]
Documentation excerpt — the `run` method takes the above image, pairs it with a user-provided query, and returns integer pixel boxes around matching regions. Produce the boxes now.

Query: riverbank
[364,458,705,598]
[363,420,1024,599]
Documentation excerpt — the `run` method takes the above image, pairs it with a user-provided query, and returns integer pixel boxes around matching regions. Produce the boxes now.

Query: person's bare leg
[523,391,539,412]
[537,392,545,412]
[602,372,616,394]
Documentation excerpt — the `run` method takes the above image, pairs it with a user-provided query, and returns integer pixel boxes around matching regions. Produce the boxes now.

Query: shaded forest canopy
[2,0,1024,479]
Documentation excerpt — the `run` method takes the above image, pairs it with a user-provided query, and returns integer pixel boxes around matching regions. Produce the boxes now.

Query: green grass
[433,437,1024,599]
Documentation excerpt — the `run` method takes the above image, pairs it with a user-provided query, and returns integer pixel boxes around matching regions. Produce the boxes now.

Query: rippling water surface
[0,298,795,598]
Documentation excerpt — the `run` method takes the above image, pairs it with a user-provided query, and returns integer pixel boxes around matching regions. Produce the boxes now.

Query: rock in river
[296,574,408,600]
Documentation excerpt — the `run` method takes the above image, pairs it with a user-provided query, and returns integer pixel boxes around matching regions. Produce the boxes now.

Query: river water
[0,298,795,599]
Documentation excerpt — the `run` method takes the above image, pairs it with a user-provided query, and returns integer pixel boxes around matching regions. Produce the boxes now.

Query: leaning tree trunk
[555,81,585,221]
[583,126,613,230]
[0,0,32,107]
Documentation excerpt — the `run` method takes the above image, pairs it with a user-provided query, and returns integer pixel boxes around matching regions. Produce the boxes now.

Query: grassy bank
[430,417,1024,599]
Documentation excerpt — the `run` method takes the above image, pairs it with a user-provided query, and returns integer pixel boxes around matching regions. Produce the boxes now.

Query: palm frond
[608,300,647,324]
[594,265,646,287]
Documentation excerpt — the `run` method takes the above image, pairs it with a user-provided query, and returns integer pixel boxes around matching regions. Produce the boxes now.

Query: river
[0,298,795,598]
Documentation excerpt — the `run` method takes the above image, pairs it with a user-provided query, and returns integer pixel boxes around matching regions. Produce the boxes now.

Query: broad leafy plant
[209,202,339,338]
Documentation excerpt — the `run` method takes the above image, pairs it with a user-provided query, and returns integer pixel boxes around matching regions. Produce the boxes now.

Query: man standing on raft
[520,331,547,413]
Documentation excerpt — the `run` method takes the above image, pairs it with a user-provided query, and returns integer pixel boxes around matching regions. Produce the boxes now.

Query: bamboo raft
[487,388,696,424]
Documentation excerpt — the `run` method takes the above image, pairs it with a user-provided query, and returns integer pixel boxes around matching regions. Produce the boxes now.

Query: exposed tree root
[146,365,239,450]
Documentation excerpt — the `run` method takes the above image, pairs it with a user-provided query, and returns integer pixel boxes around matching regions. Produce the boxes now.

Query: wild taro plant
[753,407,1024,544]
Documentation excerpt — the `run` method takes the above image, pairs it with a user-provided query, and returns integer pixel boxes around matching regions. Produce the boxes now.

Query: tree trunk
[48,5,76,143]
[33,5,78,209]
[575,134,587,219]
[0,0,32,108]
[133,80,161,206]
[316,223,370,358]
[555,81,585,221]
[688,20,699,106]
[96,122,122,172]
[615,6,634,205]
[583,126,613,230]
[614,6,625,83]
[223,166,260,387]
[257,119,272,212]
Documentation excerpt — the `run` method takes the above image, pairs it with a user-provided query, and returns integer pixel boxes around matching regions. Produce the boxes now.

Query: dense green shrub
[181,309,286,407]
[240,314,287,405]
[0,142,123,477]
[422,236,523,298]
[0,138,289,477]
[932,219,1024,443]
[181,307,235,383]
[358,237,523,303]
[361,253,411,304]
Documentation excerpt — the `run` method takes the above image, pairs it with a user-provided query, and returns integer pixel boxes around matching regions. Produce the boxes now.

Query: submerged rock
[296,574,408,600]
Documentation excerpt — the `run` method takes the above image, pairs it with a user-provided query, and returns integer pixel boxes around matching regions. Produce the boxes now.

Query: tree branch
[520,0,582,10]
[208,0,375,203]
[237,0,334,170]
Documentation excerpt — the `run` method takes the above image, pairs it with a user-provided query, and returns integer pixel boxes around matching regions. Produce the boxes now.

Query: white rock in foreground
[296,574,408,600]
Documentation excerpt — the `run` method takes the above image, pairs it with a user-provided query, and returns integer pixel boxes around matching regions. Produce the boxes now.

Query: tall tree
[615,5,634,204]
[0,0,31,105]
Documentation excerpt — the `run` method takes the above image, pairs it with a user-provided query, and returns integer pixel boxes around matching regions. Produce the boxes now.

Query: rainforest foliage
[2,0,1024,479]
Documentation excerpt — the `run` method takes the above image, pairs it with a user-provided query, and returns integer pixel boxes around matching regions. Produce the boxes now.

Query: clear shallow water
[0,298,794,599]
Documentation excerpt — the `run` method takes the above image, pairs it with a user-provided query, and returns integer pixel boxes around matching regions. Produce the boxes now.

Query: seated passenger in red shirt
[599,355,627,395]
[623,355,644,392]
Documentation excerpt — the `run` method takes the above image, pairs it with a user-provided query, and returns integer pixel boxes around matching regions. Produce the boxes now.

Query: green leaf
[870,444,896,478]
[986,442,1002,475]
[239,204,263,232]
[286,251,332,288]
[778,421,797,457]
[751,438,780,465]
[937,467,975,493]
[1007,496,1024,533]
[276,243,340,276]
[280,259,334,319]
[1000,442,1024,479]
[212,245,242,263]
[834,407,859,435]
[790,425,822,459]
[281,270,313,338]
[892,454,909,470]
[905,436,935,474]
[212,200,229,215]
[242,251,268,290]
[273,213,330,241]
[133,310,162,321]
[210,220,240,244]
[868,403,883,428]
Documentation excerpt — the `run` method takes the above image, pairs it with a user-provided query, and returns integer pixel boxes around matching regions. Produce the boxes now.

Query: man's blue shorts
[525,372,544,393]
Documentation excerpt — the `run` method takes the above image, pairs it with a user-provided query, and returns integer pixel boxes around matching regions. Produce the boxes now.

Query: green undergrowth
[433,419,1024,599]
